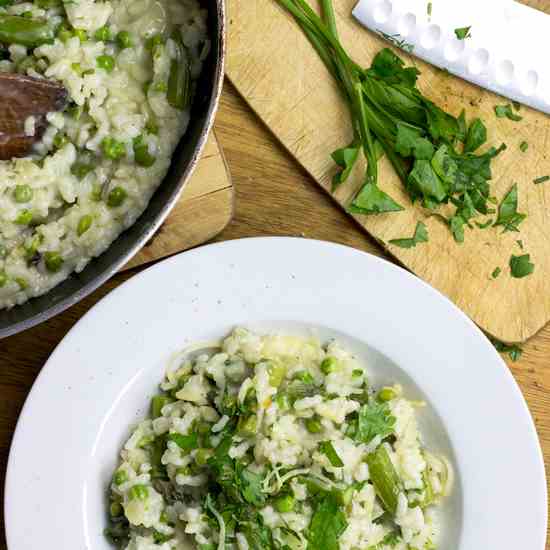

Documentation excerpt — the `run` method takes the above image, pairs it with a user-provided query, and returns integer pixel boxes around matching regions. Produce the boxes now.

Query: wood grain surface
[126,131,234,270]
[1,80,549,550]
[226,0,550,343]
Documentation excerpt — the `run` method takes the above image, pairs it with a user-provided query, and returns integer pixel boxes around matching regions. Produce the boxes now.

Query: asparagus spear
[366,445,402,515]
[0,15,55,47]
[167,33,191,110]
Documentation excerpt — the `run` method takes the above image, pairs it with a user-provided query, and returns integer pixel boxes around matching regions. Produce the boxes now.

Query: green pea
[15,277,28,290]
[0,270,7,288]
[116,30,132,49]
[15,209,33,225]
[145,33,163,51]
[14,184,33,203]
[96,54,115,72]
[305,418,322,434]
[74,28,87,43]
[57,25,73,43]
[320,357,338,375]
[94,25,111,42]
[71,162,94,180]
[101,137,126,160]
[195,448,213,466]
[352,369,363,378]
[151,395,173,418]
[107,186,127,208]
[113,469,128,485]
[237,414,257,437]
[274,494,295,513]
[128,484,148,500]
[133,135,156,167]
[53,133,69,149]
[110,501,123,517]
[76,215,92,237]
[377,387,397,402]
[44,251,63,273]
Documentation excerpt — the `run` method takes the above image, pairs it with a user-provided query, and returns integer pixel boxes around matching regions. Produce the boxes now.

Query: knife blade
[352,0,550,115]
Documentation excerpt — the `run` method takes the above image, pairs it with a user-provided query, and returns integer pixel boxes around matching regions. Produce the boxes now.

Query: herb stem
[320,0,339,40]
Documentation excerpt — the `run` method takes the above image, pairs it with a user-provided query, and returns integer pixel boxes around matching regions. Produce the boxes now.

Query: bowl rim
[0,0,227,339]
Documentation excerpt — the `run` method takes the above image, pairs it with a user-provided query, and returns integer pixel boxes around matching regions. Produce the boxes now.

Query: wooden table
[1,81,549,547]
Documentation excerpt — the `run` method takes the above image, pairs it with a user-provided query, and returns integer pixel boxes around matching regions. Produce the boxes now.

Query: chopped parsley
[454,26,471,40]
[491,267,501,279]
[389,221,429,248]
[509,253,535,278]
[533,175,550,185]
[491,338,523,362]
[377,31,414,53]
[319,441,344,467]
[519,141,529,152]
[494,183,526,233]
[307,493,348,550]
[355,401,396,444]
[495,104,523,121]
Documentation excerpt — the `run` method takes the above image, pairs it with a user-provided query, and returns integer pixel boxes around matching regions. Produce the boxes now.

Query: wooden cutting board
[123,131,233,270]
[226,0,550,343]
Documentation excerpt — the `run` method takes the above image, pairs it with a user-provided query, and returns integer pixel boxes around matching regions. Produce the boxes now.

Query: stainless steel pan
[0,0,226,339]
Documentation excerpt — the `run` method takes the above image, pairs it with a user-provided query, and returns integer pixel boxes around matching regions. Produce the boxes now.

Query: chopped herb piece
[427,2,432,16]
[454,26,471,40]
[168,432,198,451]
[494,183,526,233]
[475,219,493,229]
[331,144,359,190]
[519,141,529,153]
[319,441,344,467]
[464,118,487,153]
[389,221,428,248]
[533,175,550,185]
[355,401,395,444]
[495,104,522,121]
[509,253,535,278]
[491,267,501,279]
[307,492,347,550]
[366,445,402,515]
[516,239,524,250]
[491,338,523,362]
[349,182,404,215]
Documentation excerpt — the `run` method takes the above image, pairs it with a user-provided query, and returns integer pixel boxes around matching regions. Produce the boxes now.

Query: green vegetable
[151,395,173,418]
[107,187,128,208]
[491,267,501,279]
[464,118,487,153]
[133,135,156,167]
[0,15,55,47]
[96,54,115,72]
[519,141,529,153]
[109,501,123,517]
[0,270,7,288]
[113,469,128,485]
[57,25,73,43]
[116,30,132,49]
[454,26,471,40]
[320,356,338,374]
[366,445,402,515]
[237,414,258,437]
[389,221,428,249]
[13,184,33,203]
[168,432,199,451]
[274,494,295,513]
[491,338,523,362]
[306,492,347,550]
[494,183,526,233]
[77,215,93,236]
[348,182,404,215]
[94,25,111,42]
[495,104,522,121]
[145,33,163,51]
[102,137,126,160]
[44,251,63,273]
[128,484,148,501]
[331,144,359,190]
[53,133,69,149]
[295,370,314,384]
[305,417,323,433]
[167,35,191,110]
[319,440,344,467]
[74,28,87,43]
[355,400,395,443]
[377,387,397,402]
[15,277,28,290]
[533,175,550,185]
[509,253,535,278]
[71,161,94,180]
[15,209,33,225]
[195,448,213,466]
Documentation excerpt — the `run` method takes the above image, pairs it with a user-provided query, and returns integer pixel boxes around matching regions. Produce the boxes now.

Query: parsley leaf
[519,141,529,153]
[355,401,396,444]
[331,145,359,191]
[389,221,428,248]
[456,110,467,143]
[168,432,198,451]
[349,182,404,215]
[448,214,466,243]
[494,183,526,233]
[319,441,344,467]
[495,104,522,121]
[307,493,347,550]
[475,219,493,229]
[491,267,501,279]
[510,253,535,278]
[395,124,434,160]
[490,338,523,362]
[408,159,448,204]
[464,118,487,153]
[454,26,472,40]
[534,175,550,185]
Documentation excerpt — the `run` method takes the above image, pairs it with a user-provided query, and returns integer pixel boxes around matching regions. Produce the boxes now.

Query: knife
[352,0,550,115]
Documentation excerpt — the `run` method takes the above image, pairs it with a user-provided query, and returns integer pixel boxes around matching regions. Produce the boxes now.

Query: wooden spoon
[0,73,68,160]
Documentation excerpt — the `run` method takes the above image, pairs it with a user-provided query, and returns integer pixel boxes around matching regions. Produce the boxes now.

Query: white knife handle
[353,0,550,115]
